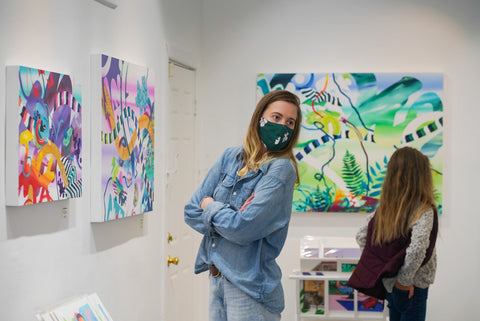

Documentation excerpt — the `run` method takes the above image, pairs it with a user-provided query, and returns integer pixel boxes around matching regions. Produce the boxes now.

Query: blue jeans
[386,286,429,321]
[209,275,281,321]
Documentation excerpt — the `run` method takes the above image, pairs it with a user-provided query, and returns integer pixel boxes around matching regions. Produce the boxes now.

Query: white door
[165,61,206,321]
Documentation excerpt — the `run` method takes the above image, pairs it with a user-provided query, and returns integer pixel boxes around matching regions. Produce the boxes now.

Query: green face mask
[258,117,294,151]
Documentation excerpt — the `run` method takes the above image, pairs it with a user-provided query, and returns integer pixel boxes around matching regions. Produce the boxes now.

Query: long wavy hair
[372,146,437,245]
[238,90,302,183]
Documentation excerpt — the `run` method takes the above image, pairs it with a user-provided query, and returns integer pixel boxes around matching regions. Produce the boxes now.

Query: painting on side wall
[5,66,82,206]
[91,54,154,222]
[257,73,443,213]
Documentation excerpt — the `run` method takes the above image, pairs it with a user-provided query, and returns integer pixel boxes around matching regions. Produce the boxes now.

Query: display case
[289,237,387,320]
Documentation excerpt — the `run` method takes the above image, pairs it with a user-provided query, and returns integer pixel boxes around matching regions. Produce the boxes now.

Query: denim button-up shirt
[184,146,296,313]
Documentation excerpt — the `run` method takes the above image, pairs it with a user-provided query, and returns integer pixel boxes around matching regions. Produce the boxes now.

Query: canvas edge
[90,54,104,222]
[5,65,21,206]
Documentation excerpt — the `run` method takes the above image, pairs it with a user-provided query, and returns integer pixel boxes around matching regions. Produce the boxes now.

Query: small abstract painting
[301,280,325,315]
[91,54,154,222]
[357,293,384,313]
[257,73,443,213]
[6,65,82,206]
[328,280,355,311]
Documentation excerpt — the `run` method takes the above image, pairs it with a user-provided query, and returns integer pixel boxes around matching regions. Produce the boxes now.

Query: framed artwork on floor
[36,293,113,321]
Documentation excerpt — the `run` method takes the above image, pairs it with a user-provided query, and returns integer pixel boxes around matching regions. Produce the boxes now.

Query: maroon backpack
[347,208,438,299]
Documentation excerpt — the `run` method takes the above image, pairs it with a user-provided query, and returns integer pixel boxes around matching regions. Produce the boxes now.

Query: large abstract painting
[6,66,82,206]
[91,54,154,222]
[257,73,443,213]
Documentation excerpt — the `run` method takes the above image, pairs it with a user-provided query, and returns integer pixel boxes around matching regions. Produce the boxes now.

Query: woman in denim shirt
[185,90,302,321]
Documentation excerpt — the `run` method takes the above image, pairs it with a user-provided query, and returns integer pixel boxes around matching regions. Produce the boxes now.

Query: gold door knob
[167,255,179,267]
[167,232,173,244]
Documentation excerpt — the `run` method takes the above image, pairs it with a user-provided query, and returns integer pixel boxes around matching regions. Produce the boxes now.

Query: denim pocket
[221,173,235,186]
[391,286,412,312]
[213,173,235,202]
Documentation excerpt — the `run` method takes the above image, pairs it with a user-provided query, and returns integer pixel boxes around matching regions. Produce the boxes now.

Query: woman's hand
[239,193,254,212]
[200,196,214,210]
[395,281,414,299]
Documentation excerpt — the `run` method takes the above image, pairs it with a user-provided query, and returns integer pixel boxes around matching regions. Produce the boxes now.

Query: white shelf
[293,238,387,320]
[289,268,387,320]
[297,313,385,321]
[290,271,352,281]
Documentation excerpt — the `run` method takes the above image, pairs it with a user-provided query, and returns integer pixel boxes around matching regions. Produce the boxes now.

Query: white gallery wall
[196,0,480,320]
[0,0,479,321]
[0,0,171,320]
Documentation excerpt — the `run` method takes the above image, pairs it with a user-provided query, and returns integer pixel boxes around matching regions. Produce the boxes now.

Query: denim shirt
[184,146,296,313]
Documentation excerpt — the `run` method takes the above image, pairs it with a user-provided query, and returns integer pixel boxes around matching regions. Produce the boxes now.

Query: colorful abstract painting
[36,293,113,321]
[257,73,443,213]
[328,280,355,311]
[5,66,82,206]
[91,54,154,222]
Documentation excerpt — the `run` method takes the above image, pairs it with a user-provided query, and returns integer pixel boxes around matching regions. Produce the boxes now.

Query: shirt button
[212,243,215,248]
[233,192,237,196]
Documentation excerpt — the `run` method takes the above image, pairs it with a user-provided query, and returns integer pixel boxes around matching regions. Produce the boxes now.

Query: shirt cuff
[201,201,227,234]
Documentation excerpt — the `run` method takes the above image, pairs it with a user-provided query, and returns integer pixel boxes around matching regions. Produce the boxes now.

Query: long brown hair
[372,146,436,245]
[239,90,302,182]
